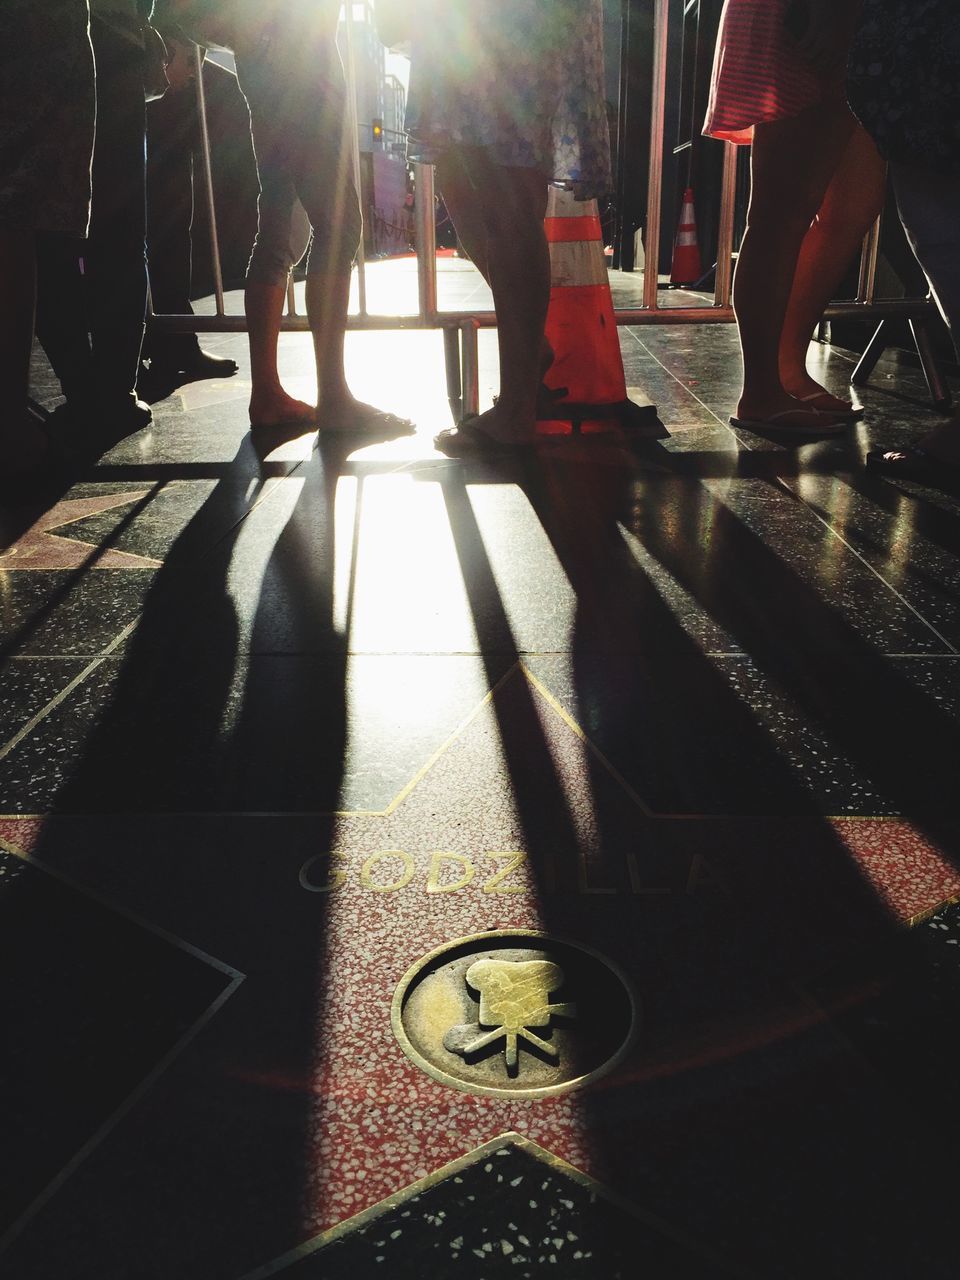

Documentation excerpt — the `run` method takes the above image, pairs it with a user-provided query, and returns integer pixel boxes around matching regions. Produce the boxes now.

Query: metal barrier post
[857,214,882,305]
[194,44,225,316]
[460,320,480,417]
[642,0,670,310]
[415,162,438,321]
[443,326,463,421]
[713,142,738,308]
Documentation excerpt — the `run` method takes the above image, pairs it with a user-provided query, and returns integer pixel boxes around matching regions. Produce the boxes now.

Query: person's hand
[787,0,856,72]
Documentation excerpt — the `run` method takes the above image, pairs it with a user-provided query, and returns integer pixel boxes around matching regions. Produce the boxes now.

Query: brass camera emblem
[444,959,577,1069]
[392,931,638,1098]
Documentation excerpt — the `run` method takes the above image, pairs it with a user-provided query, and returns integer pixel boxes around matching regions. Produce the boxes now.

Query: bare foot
[248,392,316,430]
[317,396,413,435]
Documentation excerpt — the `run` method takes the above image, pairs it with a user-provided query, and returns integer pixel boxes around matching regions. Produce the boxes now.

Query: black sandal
[434,417,537,459]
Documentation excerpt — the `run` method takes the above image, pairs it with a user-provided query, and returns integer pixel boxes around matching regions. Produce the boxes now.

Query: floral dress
[405,0,612,200]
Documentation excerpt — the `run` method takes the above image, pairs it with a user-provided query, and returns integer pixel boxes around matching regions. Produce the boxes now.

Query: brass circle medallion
[391,930,639,1098]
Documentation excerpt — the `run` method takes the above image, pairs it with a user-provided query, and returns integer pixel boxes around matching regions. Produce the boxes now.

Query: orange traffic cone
[670,187,702,285]
[540,188,663,437]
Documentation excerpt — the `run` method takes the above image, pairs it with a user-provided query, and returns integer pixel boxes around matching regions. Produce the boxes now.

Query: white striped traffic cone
[541,187,662,436]
[670,187,702,285]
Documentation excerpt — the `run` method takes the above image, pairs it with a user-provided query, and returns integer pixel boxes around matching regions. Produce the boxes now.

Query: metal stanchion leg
[443,326,463,423]
[461,321,480,418]
[910,317,954,412]
[194,44,225,317]
[642,0,670,311]
[851,320,890,387]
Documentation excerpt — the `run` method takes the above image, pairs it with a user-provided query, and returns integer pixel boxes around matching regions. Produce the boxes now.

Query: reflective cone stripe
[544,211,604,241]
[548,240,609,288]
[670,186,702,284]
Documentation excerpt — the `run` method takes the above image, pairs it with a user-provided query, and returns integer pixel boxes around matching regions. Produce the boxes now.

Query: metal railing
[150,0,931,417]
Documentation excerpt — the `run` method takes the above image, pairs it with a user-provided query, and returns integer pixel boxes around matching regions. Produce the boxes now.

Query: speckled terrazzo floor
[3,260,960,1278]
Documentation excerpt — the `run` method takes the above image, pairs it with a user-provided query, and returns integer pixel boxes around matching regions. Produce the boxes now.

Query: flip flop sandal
[729,408,849,435]
[798,392,864,419]
[434,417,537,459]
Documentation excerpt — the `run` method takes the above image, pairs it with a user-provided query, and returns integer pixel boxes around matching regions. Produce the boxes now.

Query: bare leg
[780,125,887,408]
[435,150,491,281]
[0,228,47,476]
[303,265,411,432]
[305,269,351,409]
[484,164,550,432]
[437,149,549,441]
[296,140,409,432]
[245,278,315,427]
[734,100,860,426]
[437,148,554,381]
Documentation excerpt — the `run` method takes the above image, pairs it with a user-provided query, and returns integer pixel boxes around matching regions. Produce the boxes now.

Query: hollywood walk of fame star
[1,663,959,1273]
[0,492,162,571]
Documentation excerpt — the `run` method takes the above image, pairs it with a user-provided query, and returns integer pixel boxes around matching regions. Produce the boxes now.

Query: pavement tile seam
[0,628,135,765]
[774,474,960,656]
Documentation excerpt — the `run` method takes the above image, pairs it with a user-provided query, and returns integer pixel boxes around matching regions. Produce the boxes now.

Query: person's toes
[249,398,316,429]
[316,399,414,434]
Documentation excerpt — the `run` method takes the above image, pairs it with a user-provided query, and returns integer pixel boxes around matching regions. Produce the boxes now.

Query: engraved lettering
[298,853,347,893]
[360,849,416,893]
[577,853,617,895]
[626,852,672,896]
[426,852,476,894]
[483,851,526,895]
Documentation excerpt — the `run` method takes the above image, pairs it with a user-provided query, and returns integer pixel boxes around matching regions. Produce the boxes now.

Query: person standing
[704,0,887,434]
[0,0,95,476]
[36,0,156,440]
[405,0,613,455]
[143,30,239,385]
[156,0,410,435]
